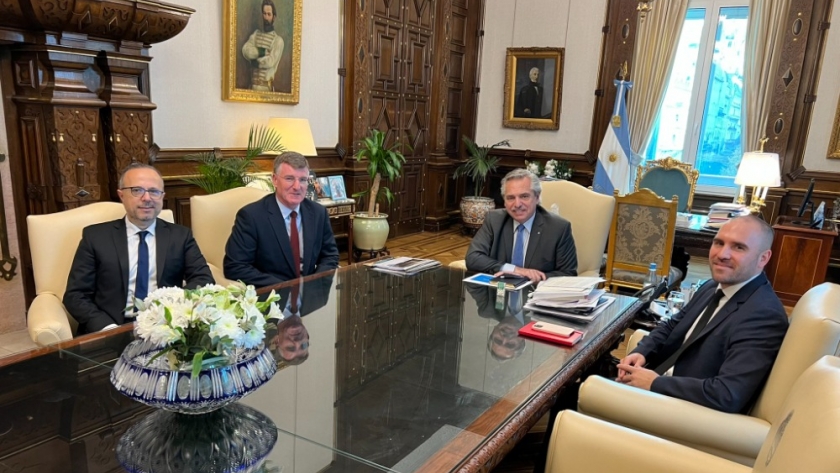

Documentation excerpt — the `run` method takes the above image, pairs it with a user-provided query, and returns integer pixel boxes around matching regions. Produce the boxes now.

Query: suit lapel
[112,219,130,297]
[523,210,544,268]
[501,214,515,264]
[683,274,767,350]
[299,201,313,273]
[265,196,296,272]
[155,219,170,283]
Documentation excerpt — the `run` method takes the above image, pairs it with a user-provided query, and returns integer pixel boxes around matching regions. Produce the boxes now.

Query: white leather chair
[26,203,174,345]
[546,356,840,473]
[578,282,840,465]
[190,187,270,286]
[449,181,615,276]
[539,180,615,277]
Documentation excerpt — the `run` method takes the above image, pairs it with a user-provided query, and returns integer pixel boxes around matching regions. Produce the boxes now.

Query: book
[369,256,441,275]
[524,296,615,323]
[518,321,583,346]
[463,273,533,290]
[328,175,347,200]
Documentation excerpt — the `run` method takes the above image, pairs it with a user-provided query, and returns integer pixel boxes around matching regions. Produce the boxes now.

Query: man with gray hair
[224,152,338,287]
[465,168,577,283]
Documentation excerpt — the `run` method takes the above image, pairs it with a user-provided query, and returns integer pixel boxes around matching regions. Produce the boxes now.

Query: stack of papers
[524,277,615,322]
[368,256,441,276]
[706,203,750,229]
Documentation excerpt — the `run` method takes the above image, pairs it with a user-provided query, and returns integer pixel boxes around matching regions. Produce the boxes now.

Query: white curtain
[628,0,690,160]
[742,0,791,153]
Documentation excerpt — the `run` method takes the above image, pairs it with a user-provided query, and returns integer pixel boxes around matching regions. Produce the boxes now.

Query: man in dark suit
[466,284,529,360]
[64,163,214,335]
[267,273,334,366]
[224,152,339,287]
[617,215,789,413]
[465,168,577,283]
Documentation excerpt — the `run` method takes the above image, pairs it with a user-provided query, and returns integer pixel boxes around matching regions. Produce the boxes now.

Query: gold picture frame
[222,0,301,104]
[503,47,564,130]
[828,93,840,159]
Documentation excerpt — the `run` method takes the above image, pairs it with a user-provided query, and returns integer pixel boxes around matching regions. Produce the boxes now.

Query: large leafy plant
[184,125,284,194]
[352,129,407,216]
[454,136,510,197]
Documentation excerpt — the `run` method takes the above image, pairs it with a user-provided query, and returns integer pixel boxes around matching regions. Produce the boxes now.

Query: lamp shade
[734,151,781,187]
[266,117,317,156]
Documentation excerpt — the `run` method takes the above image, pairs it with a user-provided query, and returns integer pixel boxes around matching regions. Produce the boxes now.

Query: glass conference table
[1,265,641,473]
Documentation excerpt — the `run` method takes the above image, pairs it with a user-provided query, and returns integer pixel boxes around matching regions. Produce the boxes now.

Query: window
[643,0,749,195]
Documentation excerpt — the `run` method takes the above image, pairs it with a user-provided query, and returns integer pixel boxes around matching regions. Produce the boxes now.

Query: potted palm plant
[184,124,284,193]
[352,129,407,252]
[454,135,510,230]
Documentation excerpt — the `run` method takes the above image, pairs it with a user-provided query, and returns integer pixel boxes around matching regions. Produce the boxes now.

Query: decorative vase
[460,196,495,229]
[353,212,390,250]
[110,340,277,415]
[117,403,278,473]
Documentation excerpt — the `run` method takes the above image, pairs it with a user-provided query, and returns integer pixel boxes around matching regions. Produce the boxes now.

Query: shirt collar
[275,197,301,219]
[718,273,761,300]
[125,217,156,236]
[513,213,537,234]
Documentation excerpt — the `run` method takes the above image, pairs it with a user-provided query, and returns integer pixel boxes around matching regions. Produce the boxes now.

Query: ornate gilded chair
[27,204,175,344]
[634,156,699,213]
[605,189,679,292]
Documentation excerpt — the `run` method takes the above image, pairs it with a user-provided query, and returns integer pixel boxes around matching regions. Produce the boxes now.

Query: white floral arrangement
[525,160,541,177]
[543,159,573,180]
[135,284,282,377]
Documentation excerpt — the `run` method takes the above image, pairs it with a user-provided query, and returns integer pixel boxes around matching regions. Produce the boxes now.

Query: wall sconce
[734,139,781,213]
[266,117,317,156]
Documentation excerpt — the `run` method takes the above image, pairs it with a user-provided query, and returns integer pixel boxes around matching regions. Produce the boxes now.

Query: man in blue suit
[617,214,788,413]
[224,152,339,287]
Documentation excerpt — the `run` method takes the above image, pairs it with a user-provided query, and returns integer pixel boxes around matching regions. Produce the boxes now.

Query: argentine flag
[593,79,637,196]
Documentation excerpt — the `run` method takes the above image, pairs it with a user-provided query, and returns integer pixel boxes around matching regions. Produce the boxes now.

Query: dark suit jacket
[63,218,214,335]
[633,274,788,413]
[465,207,577,278]
[223,195,339,288]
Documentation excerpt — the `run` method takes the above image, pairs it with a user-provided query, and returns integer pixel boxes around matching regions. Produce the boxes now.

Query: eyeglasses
[279,176,311,186]
[120,187,165,200]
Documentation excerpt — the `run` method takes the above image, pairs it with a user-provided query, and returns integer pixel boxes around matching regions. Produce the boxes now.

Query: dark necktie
[290,211,301,277]
[135,231,149,302]
[654,289,725,375]
[511,224,525,267]
[290,282,300,315]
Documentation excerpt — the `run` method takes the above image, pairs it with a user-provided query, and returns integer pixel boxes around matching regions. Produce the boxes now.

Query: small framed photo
[316,177,332,199]
[503,47,564,130]
[305,172,317,200]
[328,176,347,200]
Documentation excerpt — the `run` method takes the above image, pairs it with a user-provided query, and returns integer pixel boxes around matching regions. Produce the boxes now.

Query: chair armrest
[27,293,75,345]
[627,329,648,353]
[208,263,243,289]
[578,375,770,462]
[546,410,748,473]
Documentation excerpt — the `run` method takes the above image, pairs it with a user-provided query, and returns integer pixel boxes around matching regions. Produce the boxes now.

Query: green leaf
[191,350,207,379]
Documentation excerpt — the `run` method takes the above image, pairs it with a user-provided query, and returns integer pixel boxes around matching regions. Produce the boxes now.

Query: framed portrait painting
[223,0,301,104]
[503,47,564,130]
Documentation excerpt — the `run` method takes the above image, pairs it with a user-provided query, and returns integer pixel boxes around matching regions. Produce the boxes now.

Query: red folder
[518,321,584,346]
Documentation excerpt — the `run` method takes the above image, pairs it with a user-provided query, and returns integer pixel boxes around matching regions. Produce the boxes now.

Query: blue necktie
[512,224,525,267]
[135,231,149,302]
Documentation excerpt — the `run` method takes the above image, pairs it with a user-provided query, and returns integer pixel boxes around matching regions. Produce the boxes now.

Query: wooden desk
[9,266,642,473]
[766,216,838,305]
[674,213,715,257]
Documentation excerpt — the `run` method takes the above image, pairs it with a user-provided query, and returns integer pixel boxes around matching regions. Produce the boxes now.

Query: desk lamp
[734,138,781,213]
[267,117,317,156]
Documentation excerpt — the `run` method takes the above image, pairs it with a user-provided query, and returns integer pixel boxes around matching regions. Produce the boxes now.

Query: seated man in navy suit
[224,152,339,287]
[617,214,789,413]
[465,168,577,284]
[64,163,214,335]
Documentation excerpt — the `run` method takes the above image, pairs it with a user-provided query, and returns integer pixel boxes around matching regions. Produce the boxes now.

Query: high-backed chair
[449,181,615,277]
[634,156,699,213]
[26,203,175,345]
[190,187,270,286]
[547,356,840,473]
[605,188,679,292]
[578,282,840,465]
[540,180,615,277]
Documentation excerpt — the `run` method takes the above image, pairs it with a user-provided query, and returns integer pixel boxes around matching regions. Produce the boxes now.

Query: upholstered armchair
[635,156,699,213]
[540,180,615,277]
[577,282,840,465]
[605,189,680,291]
[190,187,270,286]
[26,203,174,345]
[546,356,840,473]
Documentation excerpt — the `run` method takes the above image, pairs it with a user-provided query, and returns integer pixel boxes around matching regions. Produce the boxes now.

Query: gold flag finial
[758,137,769,152]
